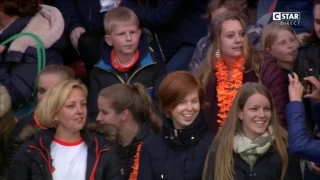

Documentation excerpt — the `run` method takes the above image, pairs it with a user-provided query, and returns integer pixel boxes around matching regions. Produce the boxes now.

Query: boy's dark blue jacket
[137,113,214,180]
[87,32,167,119]
[287,101,320,162]
[120,0,208,62]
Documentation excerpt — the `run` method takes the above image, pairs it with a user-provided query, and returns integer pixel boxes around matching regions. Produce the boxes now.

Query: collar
[162,112,207,148]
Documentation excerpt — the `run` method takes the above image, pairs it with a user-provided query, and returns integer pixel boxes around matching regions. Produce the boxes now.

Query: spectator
[287,73,320,178]
[0,86,16,177]
[88,7,166,120]
[196,12,288,132]
[7,80,122,179]
[96,83,161,179]
[203,82,302,180]
[5,65,76,174]
[120,0,208,72]
[188,0,263,74]
[137,71,214,180]
[0,1,64,108]
[261,22,299,74]
[55,0,121,72]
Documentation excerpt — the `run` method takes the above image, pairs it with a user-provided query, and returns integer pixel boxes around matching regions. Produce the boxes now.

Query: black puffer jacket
[203,147,302,180]
[7,126,122,180]
[138,113,214,180]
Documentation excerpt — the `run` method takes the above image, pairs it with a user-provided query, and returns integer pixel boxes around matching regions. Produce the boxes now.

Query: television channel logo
[272,12,300,25]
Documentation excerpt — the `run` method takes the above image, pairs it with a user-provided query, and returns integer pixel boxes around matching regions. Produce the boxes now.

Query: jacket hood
[7,5,64,53]
[162,112,208,148]
[0,85,12,117]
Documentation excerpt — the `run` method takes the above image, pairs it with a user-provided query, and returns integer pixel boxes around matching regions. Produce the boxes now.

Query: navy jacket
[87,32,167,119]
[120,0,208,61]
[115,122,152,179]
[0,7,64,108]
[287,101,320,162]
[55,0,105,32]
[137,113,214,180]
[204,147,302,180]
[7,127,122,180]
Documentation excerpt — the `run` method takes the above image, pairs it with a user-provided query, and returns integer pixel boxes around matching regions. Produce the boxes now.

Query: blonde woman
[202,82,302,180]
[261,22,299,72]
[197,12,288,132]
[8,80,121,180]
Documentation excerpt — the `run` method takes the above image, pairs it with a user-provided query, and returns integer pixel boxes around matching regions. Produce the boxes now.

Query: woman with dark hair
[0,0,64,108]
[137,71,214,180]
[96,83,162,179]
[196,12,288,132]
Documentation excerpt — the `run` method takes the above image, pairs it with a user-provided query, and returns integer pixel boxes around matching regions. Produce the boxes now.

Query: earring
[215,49,221,59]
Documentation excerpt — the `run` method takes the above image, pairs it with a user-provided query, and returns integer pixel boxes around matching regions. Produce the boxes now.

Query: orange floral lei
[215,55,245,128]
[129,142,142,180]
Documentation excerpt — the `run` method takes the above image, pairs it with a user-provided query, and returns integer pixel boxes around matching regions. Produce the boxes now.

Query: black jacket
[137,113,214,180]
[294,42,320,135]
[87,32,167,119]
[0,6,64,108]
[5,112,36,174]
[203,147,302,180]
[115,122,152,179]
[7,126,122,180]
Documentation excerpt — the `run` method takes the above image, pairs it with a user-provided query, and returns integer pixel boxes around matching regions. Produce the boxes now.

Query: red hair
[158,71,206,117]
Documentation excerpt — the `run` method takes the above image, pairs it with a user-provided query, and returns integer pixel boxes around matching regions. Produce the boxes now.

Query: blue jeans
[166,46,195,73]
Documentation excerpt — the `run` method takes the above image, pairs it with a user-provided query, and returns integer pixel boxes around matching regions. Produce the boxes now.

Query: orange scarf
[215,55,245,129]
[128,142,142,180]
[111,50,140,72]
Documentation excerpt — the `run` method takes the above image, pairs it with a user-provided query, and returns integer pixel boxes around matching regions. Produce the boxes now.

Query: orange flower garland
[215,55,245,128]
[129,142,142,180]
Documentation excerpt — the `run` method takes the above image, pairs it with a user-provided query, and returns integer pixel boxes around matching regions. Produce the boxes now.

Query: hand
[288,72,304,102]
[70,27,86,53]
[0,45,6,53]
[307,161,320,174]
[304,76,320,101]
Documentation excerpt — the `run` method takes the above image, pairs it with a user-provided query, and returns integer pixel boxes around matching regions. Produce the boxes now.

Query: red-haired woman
[137,71,214,180]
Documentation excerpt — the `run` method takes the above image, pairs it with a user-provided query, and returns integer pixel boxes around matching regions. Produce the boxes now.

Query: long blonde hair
[261,22,298,51]
[202,82,288,180]
[196,12,262,86]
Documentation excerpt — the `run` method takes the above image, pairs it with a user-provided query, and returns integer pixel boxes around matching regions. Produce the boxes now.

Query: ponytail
[132,83,162,132]
[99,83,162,132]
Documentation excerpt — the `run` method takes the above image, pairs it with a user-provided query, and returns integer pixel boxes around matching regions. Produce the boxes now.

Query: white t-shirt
[50,137,88,180]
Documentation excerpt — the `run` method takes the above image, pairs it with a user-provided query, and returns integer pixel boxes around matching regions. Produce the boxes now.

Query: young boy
[88,7,167,119]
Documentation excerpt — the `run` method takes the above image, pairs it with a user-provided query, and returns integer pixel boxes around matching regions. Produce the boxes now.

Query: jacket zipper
[29,145,55,176]
[249,166,256,179]
[89,137,110,180]
[127,62,157,84]
[174,129,178,137]
[97,62,157,84]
